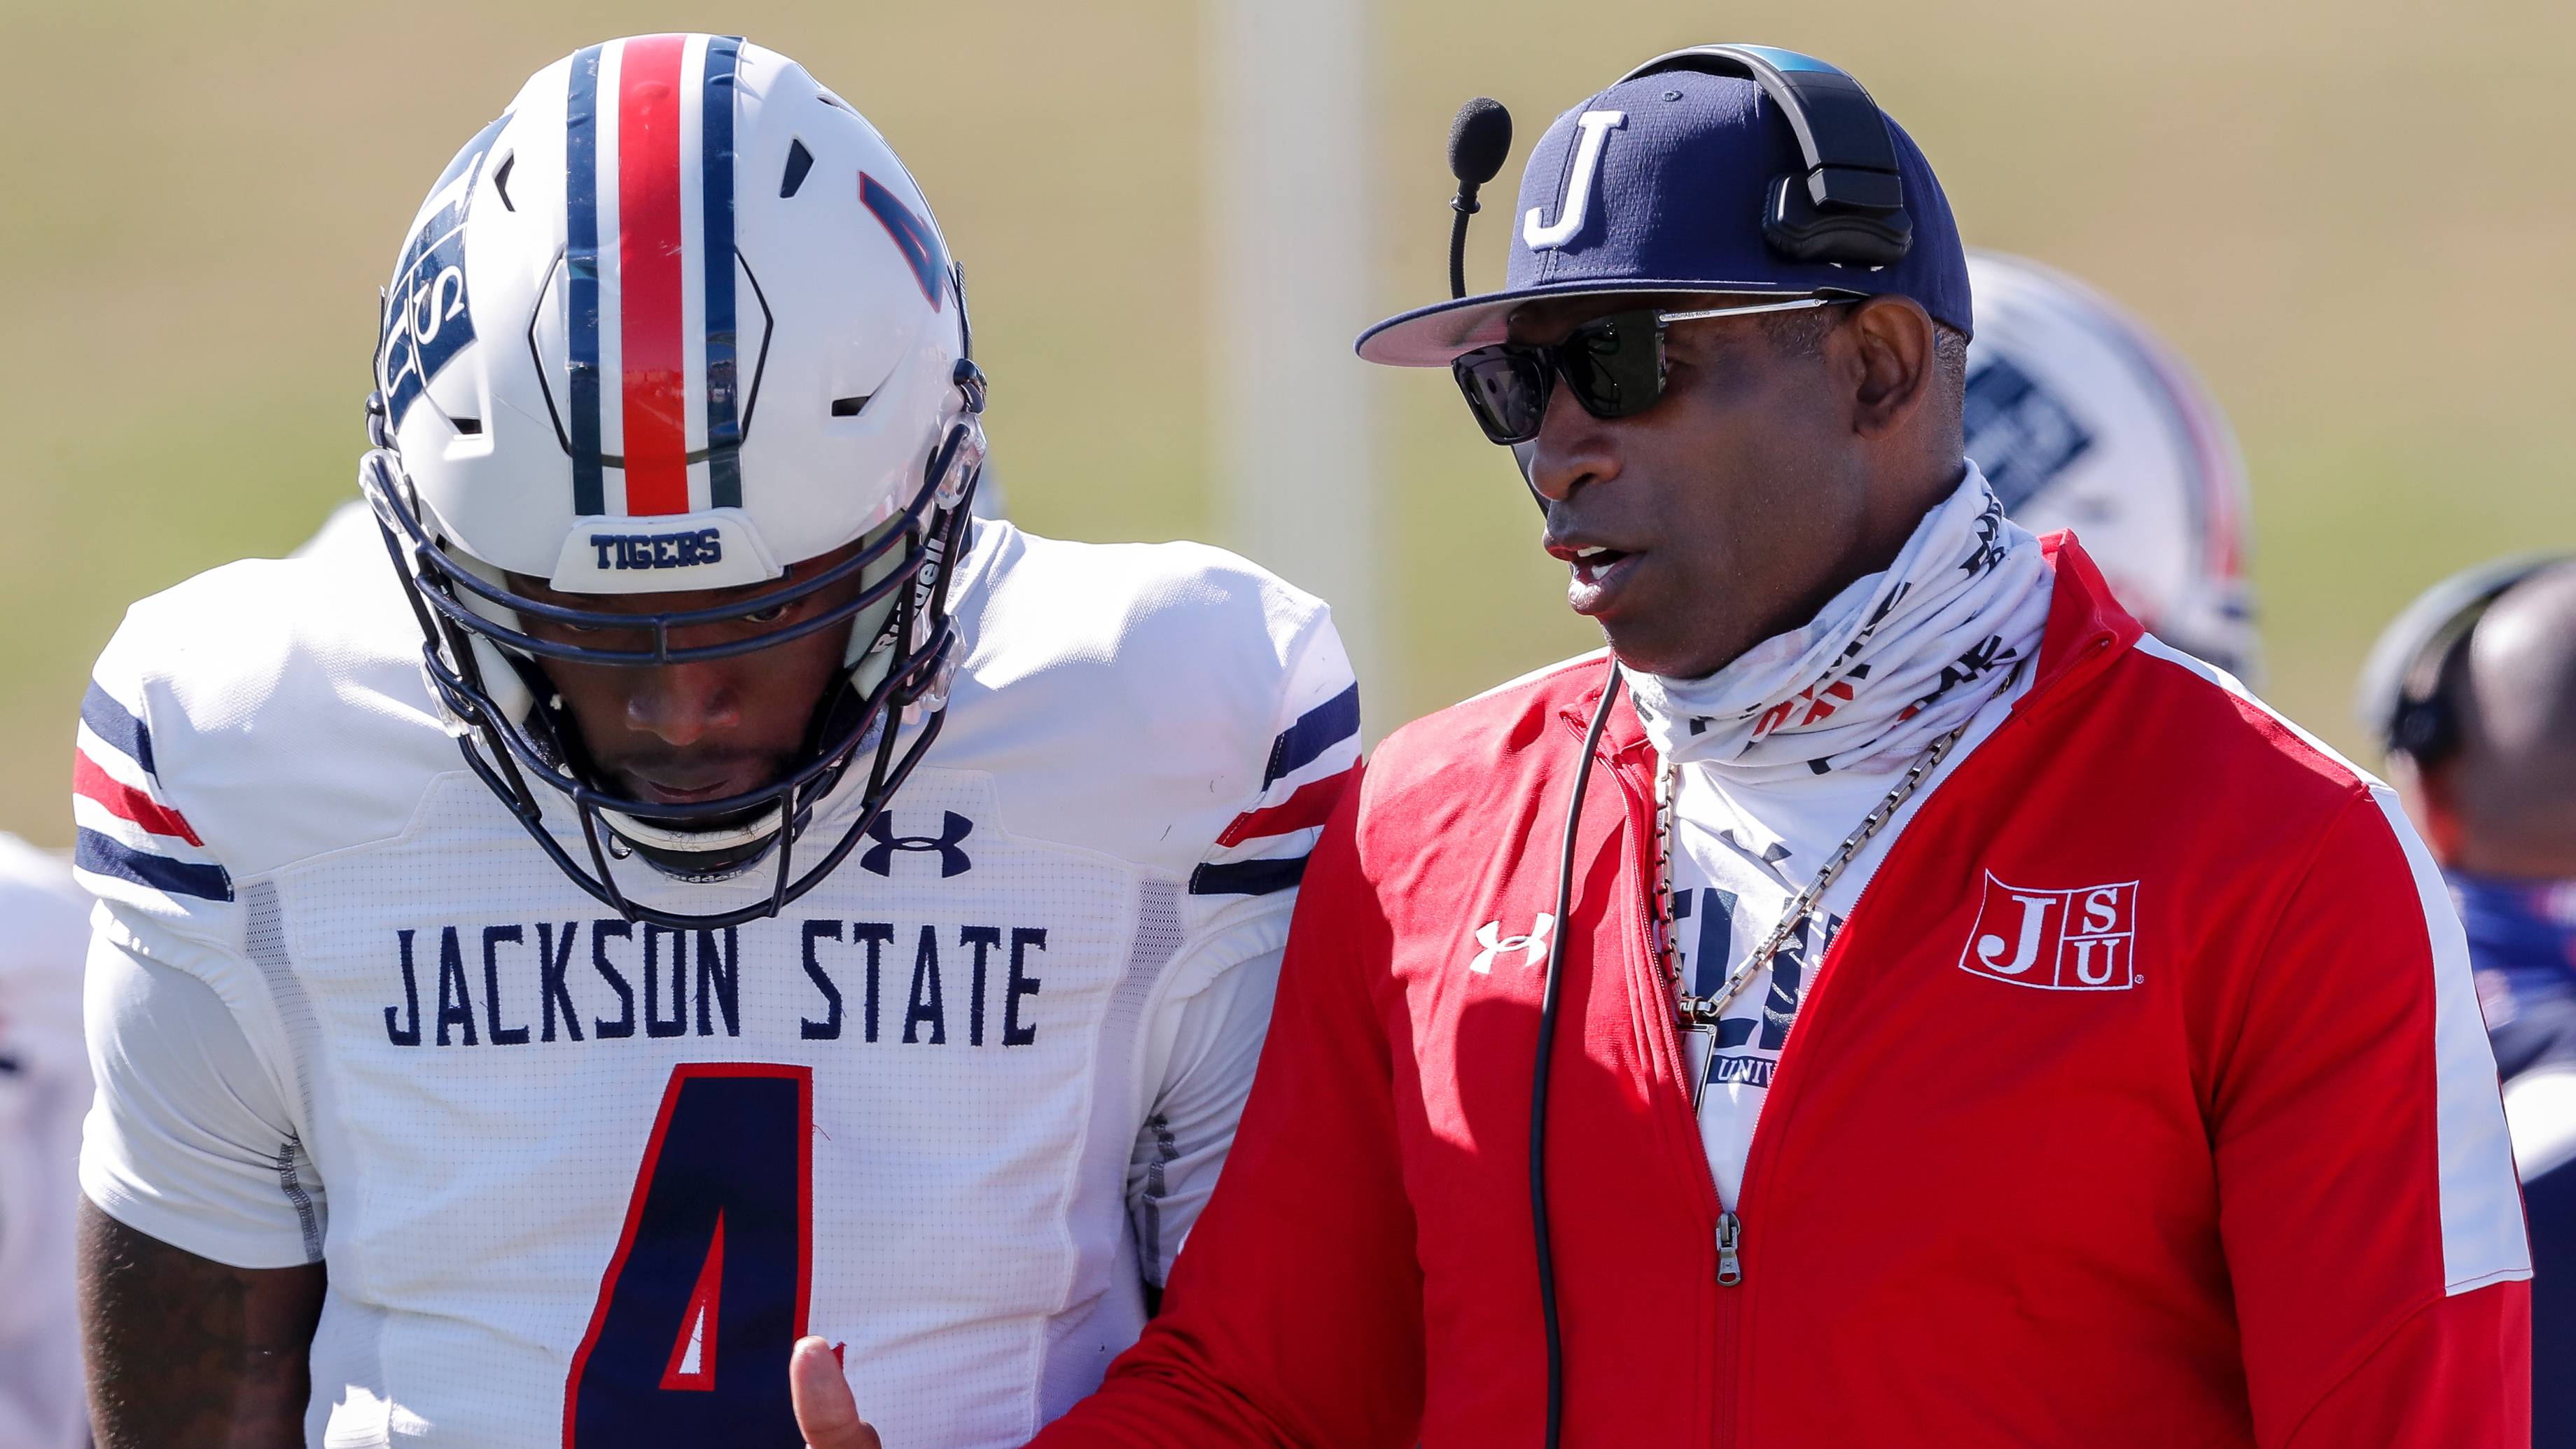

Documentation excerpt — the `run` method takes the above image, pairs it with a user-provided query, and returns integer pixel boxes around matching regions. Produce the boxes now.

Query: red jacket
[1034,540,2532,1448]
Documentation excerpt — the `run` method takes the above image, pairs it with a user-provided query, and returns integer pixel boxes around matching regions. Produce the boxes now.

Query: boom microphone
[1446,97,1512,299]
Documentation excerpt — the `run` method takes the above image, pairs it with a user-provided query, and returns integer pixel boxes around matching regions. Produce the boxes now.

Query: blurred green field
[5,0,2570,844]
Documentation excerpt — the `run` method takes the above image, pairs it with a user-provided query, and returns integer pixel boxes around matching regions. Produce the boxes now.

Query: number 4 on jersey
[564,1063,813,1445]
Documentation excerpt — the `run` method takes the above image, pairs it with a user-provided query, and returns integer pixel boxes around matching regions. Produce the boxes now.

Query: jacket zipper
[1593,730,1734,1445]
[1573,618,2117,1443]
[1582,663,2074,1442]
[1713,680,2059,1437]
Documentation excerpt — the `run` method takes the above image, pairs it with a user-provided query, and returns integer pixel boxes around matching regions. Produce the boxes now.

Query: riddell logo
[1956,873,2140,991]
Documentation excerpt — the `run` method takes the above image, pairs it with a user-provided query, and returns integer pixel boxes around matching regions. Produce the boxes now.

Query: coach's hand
[791,1336,882,1449]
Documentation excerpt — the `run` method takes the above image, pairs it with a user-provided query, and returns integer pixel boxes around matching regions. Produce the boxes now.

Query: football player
[2360,555,2576,1445]
[0,833,92,1449]
[73,36,1356,1448]
[1963,251,2261,679]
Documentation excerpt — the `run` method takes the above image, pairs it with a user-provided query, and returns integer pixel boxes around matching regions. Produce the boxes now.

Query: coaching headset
[2359,553,2575,768]
[1435,46,1918,1448]
[1447,46,1919,496]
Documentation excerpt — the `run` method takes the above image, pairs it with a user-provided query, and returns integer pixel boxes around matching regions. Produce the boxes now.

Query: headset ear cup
[2392,697,2456,764]
[1762,174,1913,266]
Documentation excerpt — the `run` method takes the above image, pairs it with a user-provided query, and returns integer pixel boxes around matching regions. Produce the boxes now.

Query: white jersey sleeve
[72,624,243,949]
[0,835,97,1449]
[1127,941,1281,1287]
[1122,597,1358,1283]
[80,930,323,1268]
[1181,605,1361,903]
[72,588,333,1268]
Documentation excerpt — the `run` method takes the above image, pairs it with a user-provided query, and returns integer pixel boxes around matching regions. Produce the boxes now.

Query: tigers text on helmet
[1962,251,2260,679]
[363,34,987,928]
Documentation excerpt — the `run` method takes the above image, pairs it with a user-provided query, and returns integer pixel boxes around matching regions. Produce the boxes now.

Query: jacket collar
[1560,531,2142,757]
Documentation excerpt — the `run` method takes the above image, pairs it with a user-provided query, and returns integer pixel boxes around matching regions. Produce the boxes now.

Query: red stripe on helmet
[618,34,691,516]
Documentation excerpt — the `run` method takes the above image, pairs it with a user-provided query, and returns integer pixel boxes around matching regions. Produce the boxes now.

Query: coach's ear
[790,1336,881,1449]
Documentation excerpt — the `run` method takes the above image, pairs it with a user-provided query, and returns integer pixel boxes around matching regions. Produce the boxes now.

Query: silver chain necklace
[1654,718,1975,1106]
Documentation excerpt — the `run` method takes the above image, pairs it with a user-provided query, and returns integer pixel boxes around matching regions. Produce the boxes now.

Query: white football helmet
[363,35,987,925]
[1964,251,2260,678]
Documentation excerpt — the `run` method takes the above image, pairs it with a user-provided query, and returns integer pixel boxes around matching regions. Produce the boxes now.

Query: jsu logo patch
[1957,873,2140,991]
[1468,913,1553,975]
[860,810,974,878]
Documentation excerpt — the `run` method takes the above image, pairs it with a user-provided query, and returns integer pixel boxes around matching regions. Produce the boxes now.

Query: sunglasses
[1450,296,1851,446]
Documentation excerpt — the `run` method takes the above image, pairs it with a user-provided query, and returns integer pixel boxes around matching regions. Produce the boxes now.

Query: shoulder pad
[76,557,450,902]
[942,527,1360,890]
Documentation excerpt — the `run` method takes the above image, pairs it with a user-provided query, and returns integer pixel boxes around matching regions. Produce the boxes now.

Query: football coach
[794,44,2533,1448]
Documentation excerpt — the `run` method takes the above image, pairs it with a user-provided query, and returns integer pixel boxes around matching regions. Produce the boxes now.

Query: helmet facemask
[360,366,986,929]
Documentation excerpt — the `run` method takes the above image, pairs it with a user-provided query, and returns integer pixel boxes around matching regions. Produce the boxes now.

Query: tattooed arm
[79,1200,325,1449]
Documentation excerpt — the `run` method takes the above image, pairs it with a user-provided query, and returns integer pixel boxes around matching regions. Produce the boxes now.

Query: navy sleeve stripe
[75,828,232,903]
[1188,854,1309,898]
[1262,682,1360,788]
[81,681,155,777]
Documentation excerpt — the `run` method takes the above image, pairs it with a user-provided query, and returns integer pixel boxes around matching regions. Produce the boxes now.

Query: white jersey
[0,834,92,1449]
[74,518,1358,1448]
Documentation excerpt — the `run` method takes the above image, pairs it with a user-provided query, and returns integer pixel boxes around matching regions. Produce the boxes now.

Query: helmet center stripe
[616,32,692,517]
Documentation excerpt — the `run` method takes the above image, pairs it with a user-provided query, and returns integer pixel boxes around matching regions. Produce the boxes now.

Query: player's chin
[615,759,790,809]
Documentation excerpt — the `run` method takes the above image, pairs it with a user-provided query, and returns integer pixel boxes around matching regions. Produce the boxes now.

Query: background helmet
[363,34,987,927]
[2357,553,2574,766]
[1964,251,2260,679]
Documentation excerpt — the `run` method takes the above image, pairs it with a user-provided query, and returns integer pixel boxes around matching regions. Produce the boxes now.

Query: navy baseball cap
[1358,49,1971,366]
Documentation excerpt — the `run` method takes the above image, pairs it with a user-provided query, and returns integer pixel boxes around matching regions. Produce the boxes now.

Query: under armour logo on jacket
[860,810,975,878]
[1469,914,1555,974]
[1524,111,1624,249]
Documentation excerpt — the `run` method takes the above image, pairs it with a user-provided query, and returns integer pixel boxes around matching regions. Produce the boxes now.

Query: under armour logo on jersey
[1469,913,1555,975]
[859,810,974,878]
[1956,873,2140,990]
[1523,111,1625,249]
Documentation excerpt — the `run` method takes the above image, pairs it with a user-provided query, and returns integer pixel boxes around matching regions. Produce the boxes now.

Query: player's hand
[791,1336,882,1449]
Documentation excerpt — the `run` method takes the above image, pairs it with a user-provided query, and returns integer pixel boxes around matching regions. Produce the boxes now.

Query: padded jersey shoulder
[83,550,453,884]
[935,522,1358,885]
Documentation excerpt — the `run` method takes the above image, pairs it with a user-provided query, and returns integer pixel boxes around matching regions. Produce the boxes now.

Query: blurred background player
[0,833,92,1449]
[1963,251,2260,680]
[2362,553,2576,1445]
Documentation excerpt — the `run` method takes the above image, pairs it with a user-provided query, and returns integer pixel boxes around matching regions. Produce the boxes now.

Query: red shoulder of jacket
[1358,650,1632,826]
[2028,532,2375,829]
